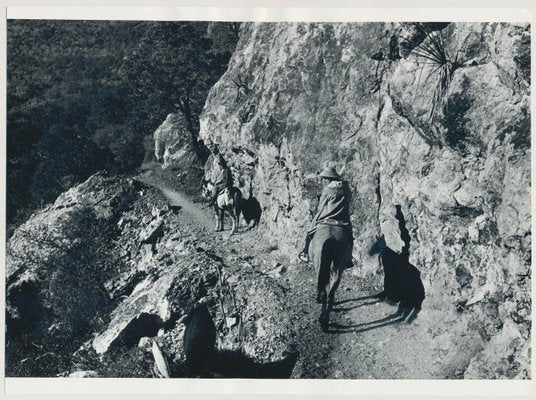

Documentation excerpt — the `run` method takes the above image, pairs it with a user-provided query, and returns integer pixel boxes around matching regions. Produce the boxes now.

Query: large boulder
[154,113,199,170]
[6,173,138,339]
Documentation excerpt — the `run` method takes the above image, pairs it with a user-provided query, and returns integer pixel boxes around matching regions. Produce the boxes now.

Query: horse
[368,234,425,322]
[202,180,243,235]
[309,224,352,332]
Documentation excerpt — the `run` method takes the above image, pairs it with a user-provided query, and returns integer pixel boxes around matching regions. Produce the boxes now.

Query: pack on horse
[202,149,243,235]
[202,180,243,234]
[299,165,354,332]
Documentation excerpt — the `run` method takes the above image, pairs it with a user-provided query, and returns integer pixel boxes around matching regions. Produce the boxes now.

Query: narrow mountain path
[138,175,214,231]
[137,167,446,379]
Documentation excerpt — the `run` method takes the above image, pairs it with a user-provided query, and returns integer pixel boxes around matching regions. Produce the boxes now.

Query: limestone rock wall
[199,22,531,378]
[154,113,198,170]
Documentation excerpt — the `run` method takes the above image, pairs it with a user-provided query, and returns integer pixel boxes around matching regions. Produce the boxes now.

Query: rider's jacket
[208,156,233,193]
[313,180,352,229]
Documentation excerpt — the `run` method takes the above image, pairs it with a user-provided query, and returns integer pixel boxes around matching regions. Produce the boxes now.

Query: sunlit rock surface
[199,22,531,378]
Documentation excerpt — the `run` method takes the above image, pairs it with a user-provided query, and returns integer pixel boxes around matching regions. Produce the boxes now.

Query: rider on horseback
[299,164,353,266]
[207,146,233,205]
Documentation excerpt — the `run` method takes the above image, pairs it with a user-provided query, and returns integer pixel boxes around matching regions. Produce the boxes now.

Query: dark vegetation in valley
[6,20,238,377]
[7,20,238,233]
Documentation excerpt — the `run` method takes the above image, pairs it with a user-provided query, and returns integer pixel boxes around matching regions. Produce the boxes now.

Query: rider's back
[314,180,352,226]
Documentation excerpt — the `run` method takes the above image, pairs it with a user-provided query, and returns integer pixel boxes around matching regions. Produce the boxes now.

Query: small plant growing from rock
[228,22,241,40]
[410,24,466,120]
[228,72,251,101]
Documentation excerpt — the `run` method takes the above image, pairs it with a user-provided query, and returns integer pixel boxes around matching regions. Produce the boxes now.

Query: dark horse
[309,224,352,332]
[369,234,425,322]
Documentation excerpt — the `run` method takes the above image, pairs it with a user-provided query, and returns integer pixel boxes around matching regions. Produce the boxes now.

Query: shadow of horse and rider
[311,205,425,334]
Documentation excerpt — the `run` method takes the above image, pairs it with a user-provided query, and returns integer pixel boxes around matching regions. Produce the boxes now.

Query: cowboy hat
[319,165,342,180]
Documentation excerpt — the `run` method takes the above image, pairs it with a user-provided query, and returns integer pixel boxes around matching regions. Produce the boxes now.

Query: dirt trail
[138,168,444,379]
[138,175,214,231]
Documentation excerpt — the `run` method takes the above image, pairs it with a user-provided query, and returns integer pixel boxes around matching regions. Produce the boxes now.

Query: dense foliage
[7,20,237,229]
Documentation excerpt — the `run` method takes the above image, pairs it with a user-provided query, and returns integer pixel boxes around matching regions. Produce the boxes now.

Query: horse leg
[215,207,223,232]
[319,290,328,332]
[219,209,225,232]
[213,206,220,232]
[229,209,237,235]
[317,277,328,331]
[316,256,327,304]
[316,257,330,332]
[233,212,239,234]
[214,209,219,231]
[325,267,343,326]
[233,206,240,234]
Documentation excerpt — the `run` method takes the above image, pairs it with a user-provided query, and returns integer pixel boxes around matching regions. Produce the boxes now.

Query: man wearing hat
[298,163,353,265]
[207,146,234,204]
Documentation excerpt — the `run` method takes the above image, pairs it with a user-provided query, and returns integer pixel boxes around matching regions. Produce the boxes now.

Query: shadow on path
[332,300,381,312]
[333,295,378,306]
[328,312,405,334]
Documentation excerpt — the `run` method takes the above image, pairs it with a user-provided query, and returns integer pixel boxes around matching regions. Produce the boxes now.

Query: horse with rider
[202,146,242,234]
[299,163,354,331]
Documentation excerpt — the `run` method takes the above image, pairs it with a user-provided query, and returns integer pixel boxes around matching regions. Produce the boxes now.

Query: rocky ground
[130,164,513,379]
[6,21,530,379]
[6,163,529,378]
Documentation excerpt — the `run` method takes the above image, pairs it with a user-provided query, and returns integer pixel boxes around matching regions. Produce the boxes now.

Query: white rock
[68,370,99,378]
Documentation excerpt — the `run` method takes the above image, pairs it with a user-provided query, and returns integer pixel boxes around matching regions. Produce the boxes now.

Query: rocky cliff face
[154,113,198,170]
[6,173,137,342]
[198,22,531,378]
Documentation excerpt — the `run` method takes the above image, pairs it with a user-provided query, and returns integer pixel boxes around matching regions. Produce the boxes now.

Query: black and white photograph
[3,4,532,390]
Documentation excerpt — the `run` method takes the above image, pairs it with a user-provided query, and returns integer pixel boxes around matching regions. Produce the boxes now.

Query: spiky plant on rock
[410,24,465,121]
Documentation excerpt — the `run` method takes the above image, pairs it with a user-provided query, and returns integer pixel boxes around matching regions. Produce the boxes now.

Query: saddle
[211,186,232,206]
[311,219,352,240]
[214,187,230,198]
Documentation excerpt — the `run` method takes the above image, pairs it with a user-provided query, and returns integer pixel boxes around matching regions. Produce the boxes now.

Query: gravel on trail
[138,166,445,379]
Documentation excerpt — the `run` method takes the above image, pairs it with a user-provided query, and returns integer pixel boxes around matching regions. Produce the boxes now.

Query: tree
[7,20,237,228]
[120,22,234,161]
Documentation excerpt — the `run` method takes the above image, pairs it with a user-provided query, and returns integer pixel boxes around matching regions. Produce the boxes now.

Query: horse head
[368,234,387,256]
